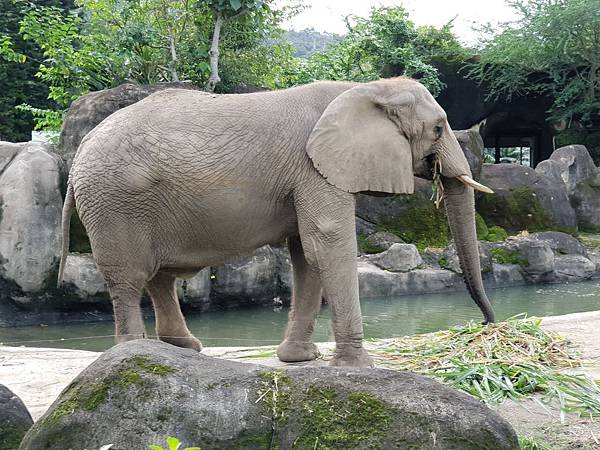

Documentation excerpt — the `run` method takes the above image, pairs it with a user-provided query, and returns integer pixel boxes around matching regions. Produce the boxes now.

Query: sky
[280,0,520,46]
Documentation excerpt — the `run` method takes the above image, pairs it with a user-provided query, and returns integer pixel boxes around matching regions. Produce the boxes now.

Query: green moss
[475,212,489,240]
[294,388,392,450]
[578,233,600,249]
[47,382,109,424]
[482,225,508,242]
[357,233,385,254]
[118,368,143,386]
[490,248,527,266]
[45,357,176,424]
[438,255,449,269]
[377,194,449,251]
[0,422,30,450]
[128,356,177,375]
[256,371,393,450]
[477,187,555,233]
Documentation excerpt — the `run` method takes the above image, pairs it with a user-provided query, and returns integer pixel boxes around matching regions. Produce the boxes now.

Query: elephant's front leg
[294,186,373,367]
[277,235,322,363]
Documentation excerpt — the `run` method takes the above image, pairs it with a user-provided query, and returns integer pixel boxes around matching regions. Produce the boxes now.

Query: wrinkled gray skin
[60,78,495,367]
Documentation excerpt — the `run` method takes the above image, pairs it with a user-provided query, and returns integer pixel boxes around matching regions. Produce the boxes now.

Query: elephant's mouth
[414,154,436,181]
[417,154,494,194]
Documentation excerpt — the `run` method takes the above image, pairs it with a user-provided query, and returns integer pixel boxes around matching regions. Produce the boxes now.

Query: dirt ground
[2,311,599,448]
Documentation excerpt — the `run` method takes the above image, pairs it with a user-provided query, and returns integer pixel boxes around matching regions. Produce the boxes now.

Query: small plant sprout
[148,436,201,450]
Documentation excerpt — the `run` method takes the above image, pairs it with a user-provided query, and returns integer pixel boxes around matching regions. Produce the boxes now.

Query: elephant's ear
[306,83,414,194]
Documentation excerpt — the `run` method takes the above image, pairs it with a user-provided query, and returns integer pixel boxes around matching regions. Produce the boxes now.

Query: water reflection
[2,281,599,352]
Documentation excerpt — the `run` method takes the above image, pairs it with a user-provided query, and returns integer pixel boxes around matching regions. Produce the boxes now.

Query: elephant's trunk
[443,176,496,324]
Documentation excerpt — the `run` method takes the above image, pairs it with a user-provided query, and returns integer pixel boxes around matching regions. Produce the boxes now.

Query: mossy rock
[477,187,573,234]
[21,340,519,450]
[0,385,33,450]
[375,194,449,251]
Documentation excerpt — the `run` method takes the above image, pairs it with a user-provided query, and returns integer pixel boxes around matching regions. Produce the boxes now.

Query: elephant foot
[277,339,320,362]
[329,347,374,368]
[159,334,202,352]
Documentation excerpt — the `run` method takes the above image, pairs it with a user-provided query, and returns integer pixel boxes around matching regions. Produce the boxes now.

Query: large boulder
[537,145,600,230]
[58,82,199,172]
[0,384,33,450]
[543,144,598,194]
[367,243,422,272]
[453,127,484,181]
[569,171,600,230]
[21,340,519,450]
[476,163,576,233]
[0,141,62,293]
[358,263,464,297]
[210,245,291,308]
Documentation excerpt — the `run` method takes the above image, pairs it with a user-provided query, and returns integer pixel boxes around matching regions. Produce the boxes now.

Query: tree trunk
[206,11,224,92]
[168,31,179,82]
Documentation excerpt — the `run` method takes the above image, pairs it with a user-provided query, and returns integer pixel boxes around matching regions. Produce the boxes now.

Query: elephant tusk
[457,175,494,194]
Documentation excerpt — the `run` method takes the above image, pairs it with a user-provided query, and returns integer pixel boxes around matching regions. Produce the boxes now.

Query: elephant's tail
[57,182,74,288]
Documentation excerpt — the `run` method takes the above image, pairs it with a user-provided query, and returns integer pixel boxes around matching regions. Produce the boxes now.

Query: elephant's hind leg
[146,271,202,351]
[104,276,147,344]
[277,235,322,363]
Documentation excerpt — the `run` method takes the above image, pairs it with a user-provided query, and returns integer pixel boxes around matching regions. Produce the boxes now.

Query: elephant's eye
[434,126,443,139]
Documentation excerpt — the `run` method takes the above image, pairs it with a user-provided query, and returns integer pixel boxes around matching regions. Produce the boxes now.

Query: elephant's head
[306,77,496,324]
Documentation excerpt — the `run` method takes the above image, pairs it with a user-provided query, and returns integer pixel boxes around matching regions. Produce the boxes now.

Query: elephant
[58,77,495,367]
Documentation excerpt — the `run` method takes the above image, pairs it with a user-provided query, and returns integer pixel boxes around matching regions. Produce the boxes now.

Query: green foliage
[483,225,509,242]
[8,0,299,133]
[518,436,557,450]
[467,0,600,127]
[490,248,527,266]
[375,316,600,417]
[149,436,201,450]
[293,6,467,95]
[475,212,489,240]
[0,0,63,141]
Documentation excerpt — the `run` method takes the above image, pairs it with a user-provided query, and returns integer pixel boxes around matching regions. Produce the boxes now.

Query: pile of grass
[371,315,600,418]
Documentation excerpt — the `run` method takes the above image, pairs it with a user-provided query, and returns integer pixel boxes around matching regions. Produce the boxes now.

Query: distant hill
[285,28,343,58]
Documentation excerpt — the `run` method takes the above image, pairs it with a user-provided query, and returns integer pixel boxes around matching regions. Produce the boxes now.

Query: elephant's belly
[158,200,298,270]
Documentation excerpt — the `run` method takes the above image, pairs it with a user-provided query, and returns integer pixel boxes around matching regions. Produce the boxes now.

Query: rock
[21,340,519,450]
[515,240,555,282]
[477,163,576,232]
[570,172,600,230]
[0,384,33,450]
[355,216,376,236]
[177,268,211,309]
[62,254,107,299]
[0,141,62,292]
[358,262,463,297]
[367,243,422,272]
[552,255,596,282]
[529,231,586,256]
[490,264,526,287]
[211,245,291,308]
[535,159,568,183]
[361,231,403,253]
[453,128,484,181]
[545,144,598,194]
[441,241,493,274]
[58,83,200,172]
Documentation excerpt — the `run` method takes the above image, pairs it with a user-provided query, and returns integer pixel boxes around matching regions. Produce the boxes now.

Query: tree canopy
[468,0,600,127]
[293,7,468,96]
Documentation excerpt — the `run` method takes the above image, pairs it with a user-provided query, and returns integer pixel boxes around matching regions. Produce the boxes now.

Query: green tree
[468,0,600,126]
[0,0,73,141]
[293,6,466,96]
[2,0,300,133]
